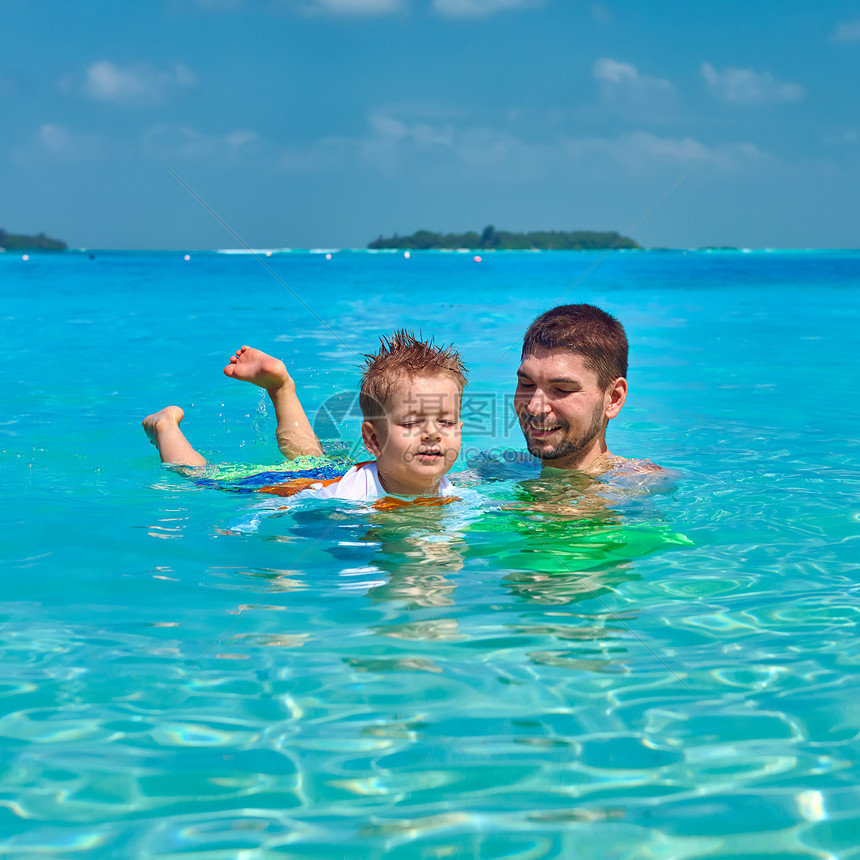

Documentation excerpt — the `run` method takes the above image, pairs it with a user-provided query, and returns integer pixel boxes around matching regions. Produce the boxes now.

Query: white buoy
[184,254,191,261]
[325,253,332,260]
[474,255,482,263]
[404,251,411,259]
[22,254,29,261]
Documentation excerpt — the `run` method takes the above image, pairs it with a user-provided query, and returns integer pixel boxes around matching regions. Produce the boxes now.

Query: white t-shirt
[228,461,477,535]
[304,461,456,501]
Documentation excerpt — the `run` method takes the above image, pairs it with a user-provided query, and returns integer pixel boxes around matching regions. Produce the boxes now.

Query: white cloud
[203,0,541,15]
[38,124,73,154]
[82,61,197,104]
[295,0,404,15]
[592,58,675,108]
[360,112,456,173]
[13,123,105,163]
[143,125,259,160]
[276,108,459,172]
[368,112,454,145]
[593,58,637,85]
[832,19,860,43]
[701,63,803,105]
[276,111,766,180]
[582,130,767,172]
[432,0,540,18]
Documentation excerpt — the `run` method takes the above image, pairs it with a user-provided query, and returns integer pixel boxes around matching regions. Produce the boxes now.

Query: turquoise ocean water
[2,249,859,858]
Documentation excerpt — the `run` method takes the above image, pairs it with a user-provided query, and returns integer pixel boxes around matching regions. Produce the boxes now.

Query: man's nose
[526,389,549,416]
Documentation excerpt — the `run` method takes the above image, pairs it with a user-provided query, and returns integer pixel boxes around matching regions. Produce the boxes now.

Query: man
[513,304,631,474]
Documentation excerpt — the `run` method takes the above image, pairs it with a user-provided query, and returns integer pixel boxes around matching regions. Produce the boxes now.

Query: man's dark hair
[522,304,628,388]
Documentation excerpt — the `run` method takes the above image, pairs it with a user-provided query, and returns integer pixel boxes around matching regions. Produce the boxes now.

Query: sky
[2,0,860,250]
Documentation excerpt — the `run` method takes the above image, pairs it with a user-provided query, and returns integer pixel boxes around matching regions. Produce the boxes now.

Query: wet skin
[514,346,627,472]
[362,374,463,495]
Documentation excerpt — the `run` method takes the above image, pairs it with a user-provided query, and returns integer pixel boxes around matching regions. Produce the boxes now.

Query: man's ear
[361,420,383,457]
[605,377,628,420]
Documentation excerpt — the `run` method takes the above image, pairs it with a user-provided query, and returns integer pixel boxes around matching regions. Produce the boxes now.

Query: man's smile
[524,421,564,438]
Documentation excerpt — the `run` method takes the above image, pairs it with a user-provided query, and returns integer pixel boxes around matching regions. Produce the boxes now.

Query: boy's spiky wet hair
[359,330,468,422]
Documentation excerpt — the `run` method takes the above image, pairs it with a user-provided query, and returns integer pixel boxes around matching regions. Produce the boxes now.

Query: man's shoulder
[454,450,679,489]
[606,456,666,474]
[599,456,681,491]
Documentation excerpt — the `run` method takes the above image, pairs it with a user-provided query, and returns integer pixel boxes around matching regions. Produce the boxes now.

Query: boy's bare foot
[143,405,185,446]
[223,346,291,391]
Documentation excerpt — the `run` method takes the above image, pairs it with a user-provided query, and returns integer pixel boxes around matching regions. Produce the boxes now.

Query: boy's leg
[224,346,324,460]
[142,406,207,466]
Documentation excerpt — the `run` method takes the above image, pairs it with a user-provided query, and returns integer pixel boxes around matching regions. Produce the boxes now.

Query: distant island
[368,225,640,251]
[0,229,67,251]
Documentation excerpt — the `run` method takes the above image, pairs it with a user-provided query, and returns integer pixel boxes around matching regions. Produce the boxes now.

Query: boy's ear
[361,420,383,457]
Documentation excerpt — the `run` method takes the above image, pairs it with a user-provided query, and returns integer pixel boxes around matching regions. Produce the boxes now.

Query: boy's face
[362,373,462,495]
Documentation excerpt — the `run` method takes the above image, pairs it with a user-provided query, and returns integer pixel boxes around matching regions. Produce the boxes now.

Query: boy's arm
[223,345,324,460]
[270,379,325,459]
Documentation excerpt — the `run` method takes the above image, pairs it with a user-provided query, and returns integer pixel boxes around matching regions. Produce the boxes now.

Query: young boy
[143,331,466,501]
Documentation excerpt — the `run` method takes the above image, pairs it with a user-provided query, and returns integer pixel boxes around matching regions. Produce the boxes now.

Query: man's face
[515,346,622,469]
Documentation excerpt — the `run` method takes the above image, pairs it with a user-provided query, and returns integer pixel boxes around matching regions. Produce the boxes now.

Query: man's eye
[517,381,535,389]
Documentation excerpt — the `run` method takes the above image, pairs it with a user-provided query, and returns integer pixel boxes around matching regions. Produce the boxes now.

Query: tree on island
[0,229,67,251]
[368,226,640,251]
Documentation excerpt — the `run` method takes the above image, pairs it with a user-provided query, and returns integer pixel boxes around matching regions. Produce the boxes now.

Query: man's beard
[522,404,605,463]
